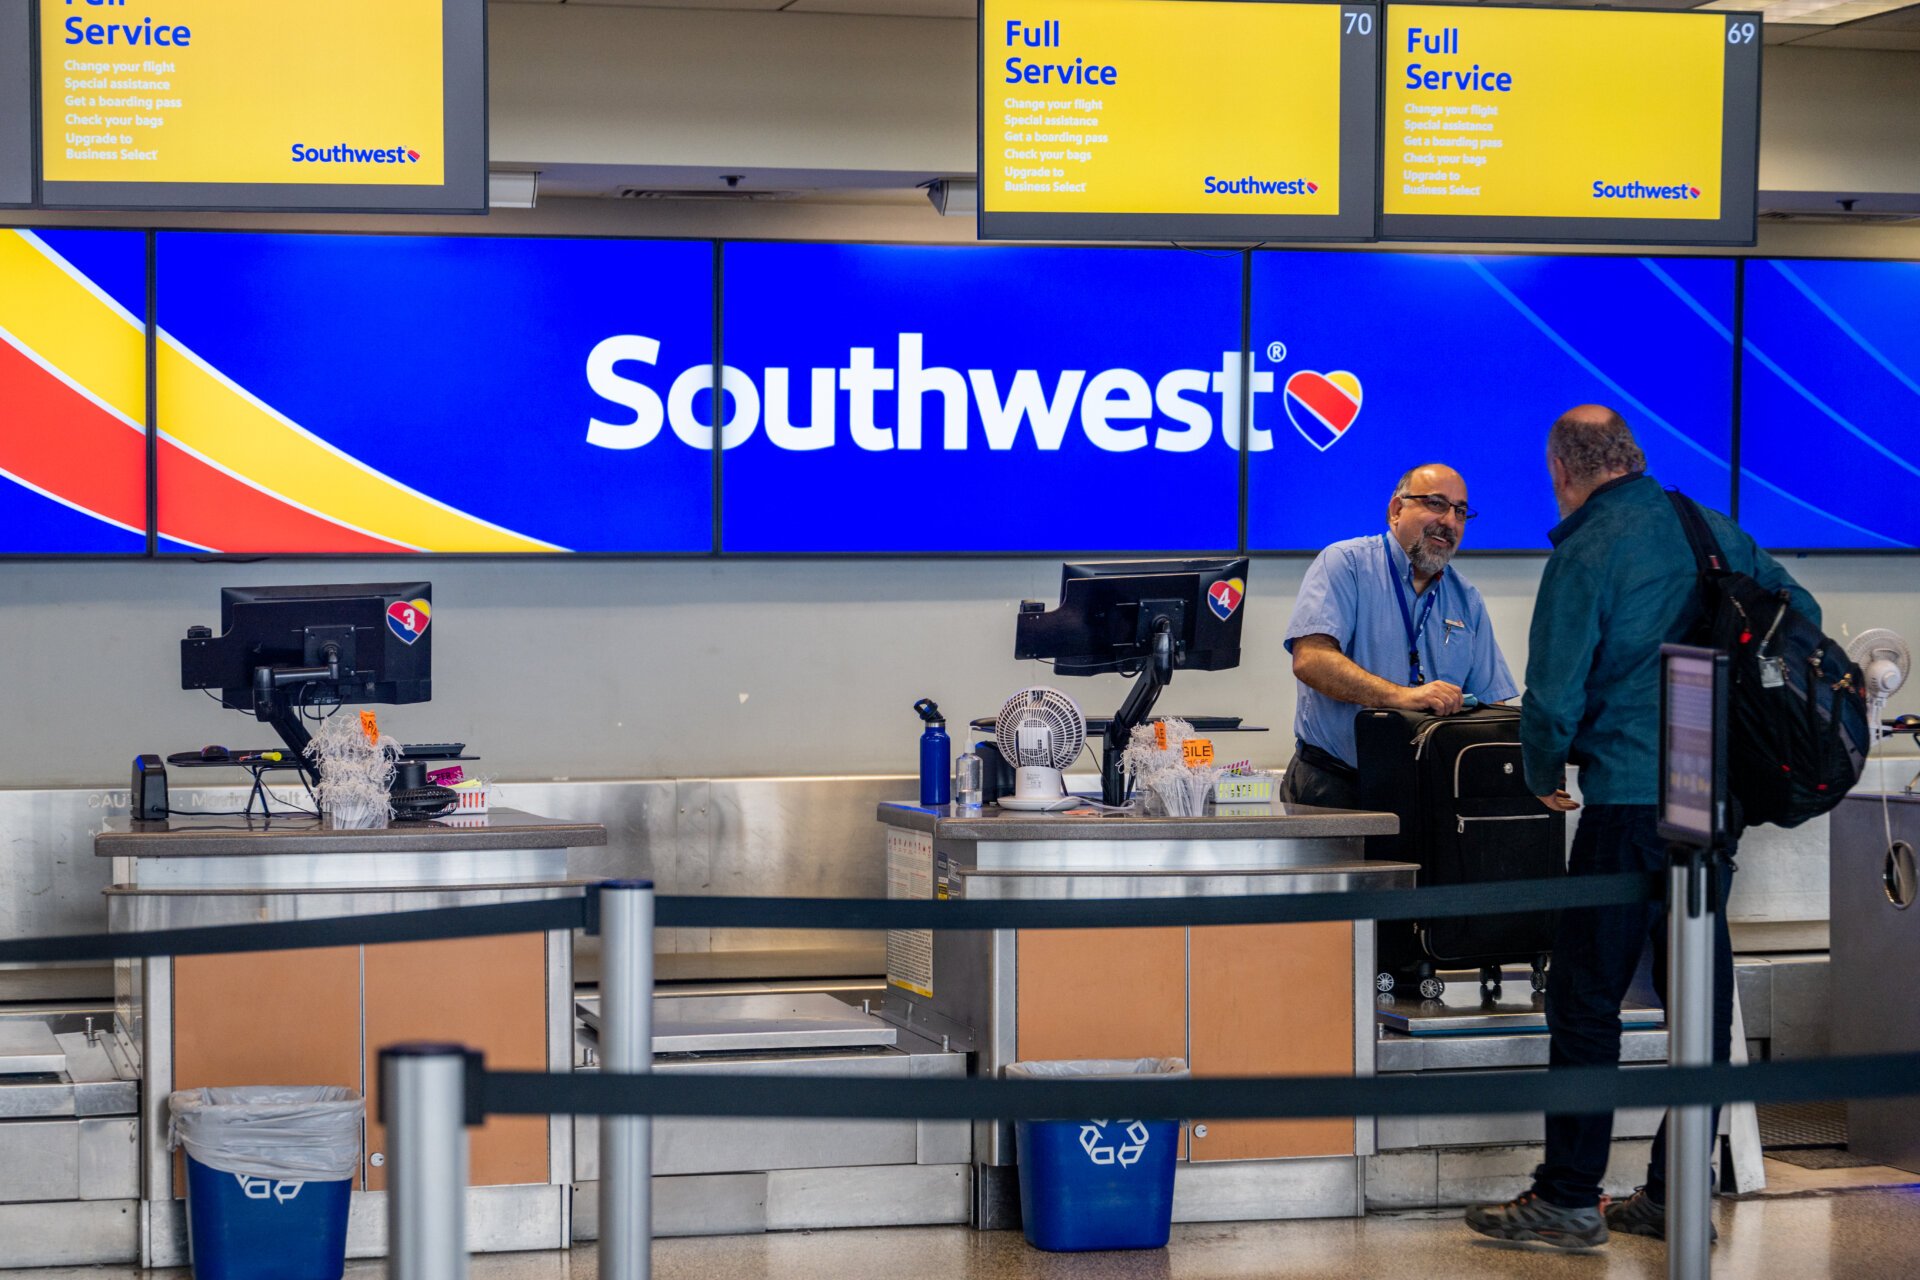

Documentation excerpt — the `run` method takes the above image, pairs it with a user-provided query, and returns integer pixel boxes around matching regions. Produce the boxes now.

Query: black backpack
[1665,491,1871,830]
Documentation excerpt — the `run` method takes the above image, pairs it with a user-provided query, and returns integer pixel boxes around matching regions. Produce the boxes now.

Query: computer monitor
[1016,558,1248,804]
[181,583,433,778]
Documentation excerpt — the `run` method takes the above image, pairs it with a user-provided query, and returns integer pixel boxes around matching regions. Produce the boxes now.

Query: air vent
[616,188,792,202]
[1758,209,1920,225]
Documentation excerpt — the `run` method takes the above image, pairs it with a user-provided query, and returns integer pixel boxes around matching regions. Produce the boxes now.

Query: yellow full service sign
[1384,6,1726,221]
[983,0,1344,218]
[42,0,444,185]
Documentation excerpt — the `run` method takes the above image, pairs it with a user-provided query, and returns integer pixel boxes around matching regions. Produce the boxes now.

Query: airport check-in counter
[875,800,1416,1226]
[96,809,603,1268]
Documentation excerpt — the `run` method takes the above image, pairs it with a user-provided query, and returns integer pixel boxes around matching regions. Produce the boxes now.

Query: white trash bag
[168,1087,363,1183]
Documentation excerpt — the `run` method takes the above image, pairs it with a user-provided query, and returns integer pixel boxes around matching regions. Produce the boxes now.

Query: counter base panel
[142,1182,568,1268]
[572,1165,973,1239]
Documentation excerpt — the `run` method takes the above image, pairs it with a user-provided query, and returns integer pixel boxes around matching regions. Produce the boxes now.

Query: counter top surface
[877,800,1396,841]
[95,807,608,857]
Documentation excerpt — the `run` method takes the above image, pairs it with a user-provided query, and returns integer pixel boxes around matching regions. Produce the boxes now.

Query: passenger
[1280,462,1518,810]
[1466,406,1819,1249]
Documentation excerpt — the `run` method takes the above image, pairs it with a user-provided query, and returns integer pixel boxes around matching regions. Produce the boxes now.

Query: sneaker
[1465,1191,1609,1249]
[1604,1187,1718,1243]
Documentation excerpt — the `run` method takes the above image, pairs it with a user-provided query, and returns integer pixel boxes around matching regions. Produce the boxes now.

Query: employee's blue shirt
[1285,533,1518,769]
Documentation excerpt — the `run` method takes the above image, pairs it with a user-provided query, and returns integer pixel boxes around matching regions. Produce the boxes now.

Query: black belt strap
[1295,739,1359,780]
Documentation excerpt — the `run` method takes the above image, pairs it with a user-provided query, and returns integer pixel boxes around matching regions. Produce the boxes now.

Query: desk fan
[994,687,1086,811]
[1847,629,1910,732]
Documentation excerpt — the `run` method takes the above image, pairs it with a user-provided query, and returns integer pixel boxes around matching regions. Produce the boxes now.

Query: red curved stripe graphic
[158,439,409,553]
[0,339,144,528]
[1,337,407,552]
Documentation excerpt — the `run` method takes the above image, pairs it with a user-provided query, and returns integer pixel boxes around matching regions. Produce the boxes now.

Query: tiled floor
[12,1165,1918,1280]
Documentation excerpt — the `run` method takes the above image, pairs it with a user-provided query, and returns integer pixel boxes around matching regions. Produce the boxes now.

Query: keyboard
[400,743,466,759]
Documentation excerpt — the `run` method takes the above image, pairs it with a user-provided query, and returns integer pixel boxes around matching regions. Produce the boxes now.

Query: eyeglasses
[1397,493,1478,521]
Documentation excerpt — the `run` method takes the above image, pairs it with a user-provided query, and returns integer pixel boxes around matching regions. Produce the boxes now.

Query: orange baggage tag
[359,710,380,745]
[1183,738,1214,767]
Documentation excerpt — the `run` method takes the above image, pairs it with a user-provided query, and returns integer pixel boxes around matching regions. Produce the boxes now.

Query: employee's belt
[1293,740,1359,780]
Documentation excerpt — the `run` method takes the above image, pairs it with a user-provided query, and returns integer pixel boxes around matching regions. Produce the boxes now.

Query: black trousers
[1532,803,1735,1209]
[1280,743,1361,811]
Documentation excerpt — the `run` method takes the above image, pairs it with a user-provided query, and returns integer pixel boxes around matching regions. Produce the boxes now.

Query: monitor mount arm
[1101,618,1177,807]
[249,640,345,783]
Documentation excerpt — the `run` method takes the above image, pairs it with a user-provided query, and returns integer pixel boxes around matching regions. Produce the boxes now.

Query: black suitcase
[1354,705,1565,1000]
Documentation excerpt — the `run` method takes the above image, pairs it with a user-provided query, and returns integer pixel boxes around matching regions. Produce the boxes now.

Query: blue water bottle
[914,698,951,807]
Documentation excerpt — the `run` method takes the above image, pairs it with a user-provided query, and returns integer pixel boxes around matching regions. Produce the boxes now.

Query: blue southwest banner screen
[11,232,1916,556]
[1247,252,1736,550]
[1740,259,1920,550]
[153,232,714,554]
[720,242,1243,553]
[0,228,149,554]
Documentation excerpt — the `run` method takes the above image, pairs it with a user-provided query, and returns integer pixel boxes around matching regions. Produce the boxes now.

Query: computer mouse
[199,744,228,760]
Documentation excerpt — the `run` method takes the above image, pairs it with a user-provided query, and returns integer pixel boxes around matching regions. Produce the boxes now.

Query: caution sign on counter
[1379,4,1761,245]
[978,0,1378,242]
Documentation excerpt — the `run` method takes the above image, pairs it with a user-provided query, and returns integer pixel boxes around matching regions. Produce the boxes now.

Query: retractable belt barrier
[477,1053,1920,1123]
[21,875,1920,1134]
[0,870,1661,964]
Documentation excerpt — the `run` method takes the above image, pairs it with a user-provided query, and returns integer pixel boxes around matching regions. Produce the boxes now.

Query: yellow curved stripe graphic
[157,338,561,553]
[0,231,144,423]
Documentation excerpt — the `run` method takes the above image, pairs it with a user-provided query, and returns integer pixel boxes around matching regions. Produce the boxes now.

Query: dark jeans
[1281,742,1361,811]
[1532,804,1735,1209]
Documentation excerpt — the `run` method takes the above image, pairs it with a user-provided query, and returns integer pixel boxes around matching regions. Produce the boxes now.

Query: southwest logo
[289,144,423,165]
[1202,176,1319,196]
[1283,370,1363,451]
[1207,577,1245,621]
[387,598,431,644]
[1590,180,1702,201]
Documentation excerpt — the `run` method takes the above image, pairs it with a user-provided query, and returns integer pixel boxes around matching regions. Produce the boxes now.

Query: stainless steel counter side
[877,801,1398,842]
[876,799,1413,1229]
[95,807,608,857]
[97,807,604,1268]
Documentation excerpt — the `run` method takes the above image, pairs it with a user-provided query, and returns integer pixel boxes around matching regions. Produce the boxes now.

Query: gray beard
[1408,537,1456,578]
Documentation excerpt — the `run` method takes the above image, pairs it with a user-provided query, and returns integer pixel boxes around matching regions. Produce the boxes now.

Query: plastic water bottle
[914,698,951,807]
[955,751,984,809]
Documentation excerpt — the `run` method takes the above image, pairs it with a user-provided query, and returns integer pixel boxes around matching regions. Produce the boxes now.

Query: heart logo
[1207,577,1245,621]
[1307,181,1319,194]
[1689,186,1700,198]
[1283,370,1363,451]
[386,598,431,645]
[408,150,421,162]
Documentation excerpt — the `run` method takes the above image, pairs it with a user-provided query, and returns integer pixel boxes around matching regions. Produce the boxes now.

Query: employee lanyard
[1383,533,1439,686]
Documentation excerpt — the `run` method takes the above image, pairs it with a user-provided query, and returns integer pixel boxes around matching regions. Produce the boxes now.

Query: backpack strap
[1664,488,1727,575]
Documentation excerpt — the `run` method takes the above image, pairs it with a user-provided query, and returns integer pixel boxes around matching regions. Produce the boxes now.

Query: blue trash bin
[1007,1058,1187,1252]
[169,1087,363,1280]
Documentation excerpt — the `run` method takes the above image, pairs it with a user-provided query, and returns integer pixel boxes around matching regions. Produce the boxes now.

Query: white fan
[1846,628,1911,736]
[994,687,1087,811]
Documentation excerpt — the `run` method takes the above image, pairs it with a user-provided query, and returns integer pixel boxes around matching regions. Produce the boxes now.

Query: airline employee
[1280,463,1518,809]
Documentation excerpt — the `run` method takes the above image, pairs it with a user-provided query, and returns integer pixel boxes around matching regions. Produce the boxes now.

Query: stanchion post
[1667,846,1716,1280]
[381,1043,472,1280]
[598,880,655,1280]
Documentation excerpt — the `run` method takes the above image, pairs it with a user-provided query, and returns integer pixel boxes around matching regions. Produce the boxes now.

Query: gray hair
[1547,409,1645,485]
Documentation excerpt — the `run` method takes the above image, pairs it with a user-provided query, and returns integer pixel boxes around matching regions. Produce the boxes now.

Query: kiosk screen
[1659,643,1727,847]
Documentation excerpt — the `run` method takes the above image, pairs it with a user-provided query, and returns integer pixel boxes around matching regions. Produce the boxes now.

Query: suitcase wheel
[1376,972,1398,994]
[1531,958,1550,994]
[1479,966,1503,999]
[1418,975,1446,1001]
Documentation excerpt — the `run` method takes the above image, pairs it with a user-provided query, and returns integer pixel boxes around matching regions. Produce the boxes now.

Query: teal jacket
[1521,473,1819,803]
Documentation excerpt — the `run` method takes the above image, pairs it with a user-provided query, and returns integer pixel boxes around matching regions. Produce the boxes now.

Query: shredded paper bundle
[305,716,397,829]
